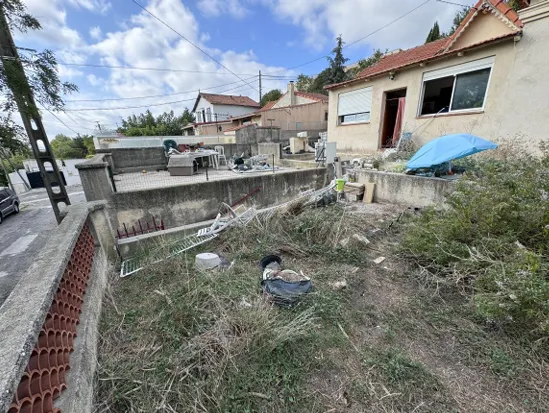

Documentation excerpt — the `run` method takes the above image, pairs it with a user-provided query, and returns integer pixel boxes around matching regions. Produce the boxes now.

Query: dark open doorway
[381,89,407,148]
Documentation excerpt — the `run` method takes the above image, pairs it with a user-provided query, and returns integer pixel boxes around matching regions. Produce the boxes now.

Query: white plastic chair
[214,145,227,168]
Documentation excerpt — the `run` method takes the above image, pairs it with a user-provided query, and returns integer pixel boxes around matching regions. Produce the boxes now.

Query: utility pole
[0,7,70,223]
[95,121,102,132]
[258,70,262,104]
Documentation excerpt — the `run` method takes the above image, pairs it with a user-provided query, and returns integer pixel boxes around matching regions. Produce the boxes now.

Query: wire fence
[112,155,288,193]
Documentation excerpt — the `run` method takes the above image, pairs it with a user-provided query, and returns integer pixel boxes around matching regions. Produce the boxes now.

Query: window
[337,87,373,125]
[420,56,494,116]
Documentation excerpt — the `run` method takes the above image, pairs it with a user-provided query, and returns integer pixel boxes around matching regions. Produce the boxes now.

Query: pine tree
[327,35,349,84]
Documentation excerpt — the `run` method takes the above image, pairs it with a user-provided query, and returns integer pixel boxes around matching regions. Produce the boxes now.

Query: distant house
[325,0,549,153]
[225,82,329,136]
[192,93,260,124]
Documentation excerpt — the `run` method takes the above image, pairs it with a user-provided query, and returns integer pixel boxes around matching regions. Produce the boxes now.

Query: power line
[264,0,432,74]
[435,0,471,7]
[57,62,298,78]
[131,0,259,94]
[64,82,256,112]
[65,75,258,103]
[39,104,80,134]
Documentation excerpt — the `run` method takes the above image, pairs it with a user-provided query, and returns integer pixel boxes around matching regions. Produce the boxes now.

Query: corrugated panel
[8,224,96,413]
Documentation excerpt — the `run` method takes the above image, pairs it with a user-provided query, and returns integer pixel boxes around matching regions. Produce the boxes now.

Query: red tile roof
[325,0,523,90]
[224,123,256,132]
[355,38,448,81]
[295,91,329,102]
[258,100,277,111]
[193,93,259,112]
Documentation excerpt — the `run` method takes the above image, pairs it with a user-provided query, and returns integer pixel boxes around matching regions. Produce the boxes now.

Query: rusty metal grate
[8,224,95,413]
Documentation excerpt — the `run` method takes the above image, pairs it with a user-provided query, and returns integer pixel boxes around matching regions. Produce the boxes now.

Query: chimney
[287,81,296,106]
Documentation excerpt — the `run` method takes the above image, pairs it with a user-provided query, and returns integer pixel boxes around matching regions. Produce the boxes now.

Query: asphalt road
[0,186,86,307]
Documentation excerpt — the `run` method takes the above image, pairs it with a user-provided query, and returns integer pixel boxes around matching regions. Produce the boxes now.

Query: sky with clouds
[12,0,474,137]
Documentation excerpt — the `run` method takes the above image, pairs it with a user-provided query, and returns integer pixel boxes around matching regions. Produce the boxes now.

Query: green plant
[400,149,549,338]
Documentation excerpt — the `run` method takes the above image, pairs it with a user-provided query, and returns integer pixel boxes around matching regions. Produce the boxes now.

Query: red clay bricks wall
[8,224,95,413]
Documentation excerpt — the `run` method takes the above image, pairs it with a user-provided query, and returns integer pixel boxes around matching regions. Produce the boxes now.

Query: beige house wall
[452,12,515,50]
[328,15,549,154]
[273,93,317,108]
[259,101,328,131]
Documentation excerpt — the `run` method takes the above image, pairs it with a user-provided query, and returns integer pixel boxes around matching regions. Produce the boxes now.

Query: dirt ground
[95,202,549,413]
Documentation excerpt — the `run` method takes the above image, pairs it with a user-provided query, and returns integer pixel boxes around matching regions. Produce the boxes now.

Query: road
[0,186,86,307]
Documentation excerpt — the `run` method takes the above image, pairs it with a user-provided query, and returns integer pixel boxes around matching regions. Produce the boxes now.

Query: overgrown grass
[96,203,549,412]
[400,147,549,340]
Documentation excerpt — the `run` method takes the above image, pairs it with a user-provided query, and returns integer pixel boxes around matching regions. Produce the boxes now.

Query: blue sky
[14,0,471,136]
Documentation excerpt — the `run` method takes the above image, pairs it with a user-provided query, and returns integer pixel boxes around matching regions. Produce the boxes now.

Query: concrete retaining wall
[97,147,167,173]
[113,168,329,229]
[355,170,456,207]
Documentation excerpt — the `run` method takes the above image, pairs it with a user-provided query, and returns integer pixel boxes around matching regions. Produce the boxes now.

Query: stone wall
[97,147,167,173]
[354,170,456,207]
[113,168,329,229]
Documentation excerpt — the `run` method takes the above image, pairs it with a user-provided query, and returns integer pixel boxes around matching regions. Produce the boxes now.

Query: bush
[400,148,549,338]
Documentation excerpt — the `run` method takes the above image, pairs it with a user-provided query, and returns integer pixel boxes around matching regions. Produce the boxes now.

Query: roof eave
[324,32,519,91]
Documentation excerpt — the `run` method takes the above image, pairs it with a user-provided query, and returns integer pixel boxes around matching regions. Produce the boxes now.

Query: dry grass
[95,204,549,413]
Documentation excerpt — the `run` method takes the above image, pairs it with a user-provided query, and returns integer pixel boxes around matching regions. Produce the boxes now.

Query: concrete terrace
[113,167,303,192]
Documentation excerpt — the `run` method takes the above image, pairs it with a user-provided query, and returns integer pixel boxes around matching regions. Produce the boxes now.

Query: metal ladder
[120,233,218,278]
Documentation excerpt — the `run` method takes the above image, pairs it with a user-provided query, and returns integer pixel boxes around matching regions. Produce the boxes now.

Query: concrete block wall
[354,170,456,207]
[112,168,329,229]
[96,148,167,173]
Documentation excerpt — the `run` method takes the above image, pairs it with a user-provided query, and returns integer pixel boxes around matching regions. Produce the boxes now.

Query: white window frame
[337,86,373,125]
[417,56,495,117]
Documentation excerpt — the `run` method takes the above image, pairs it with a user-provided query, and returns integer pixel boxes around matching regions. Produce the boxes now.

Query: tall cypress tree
[425,21,443,43]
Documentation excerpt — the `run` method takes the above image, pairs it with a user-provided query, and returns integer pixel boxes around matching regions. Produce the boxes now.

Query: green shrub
[400,150,549,338]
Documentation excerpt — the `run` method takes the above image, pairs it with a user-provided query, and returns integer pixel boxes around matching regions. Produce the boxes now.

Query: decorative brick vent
[8,224,95,413]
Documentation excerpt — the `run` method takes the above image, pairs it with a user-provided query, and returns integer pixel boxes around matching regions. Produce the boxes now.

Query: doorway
[381,89,407,148]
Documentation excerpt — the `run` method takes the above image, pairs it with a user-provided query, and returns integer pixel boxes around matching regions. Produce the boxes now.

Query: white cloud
[268,0,473,52]
[89,26,102,40]
[21,0,294,137]
[66,0,112,14]
[197,0,250,18]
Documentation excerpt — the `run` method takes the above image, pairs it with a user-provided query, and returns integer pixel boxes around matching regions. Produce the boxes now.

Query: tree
[327,34,349,84]
[0,1,77,119]
[50,134,95,159]
[447,7,469,36]
[0,116,29,156]
[260,89,282,107]
[118,109,195,136]
[308,68,332,94]
[347,49,387,78]
[425,21,444,43]
[296,74,314,92]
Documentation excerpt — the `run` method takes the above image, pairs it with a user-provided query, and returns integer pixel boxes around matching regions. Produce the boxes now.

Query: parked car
[0,187,20,224]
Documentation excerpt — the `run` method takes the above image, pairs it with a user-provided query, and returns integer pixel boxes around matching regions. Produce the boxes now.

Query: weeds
[96,204,549,412]
[400,146,549,339]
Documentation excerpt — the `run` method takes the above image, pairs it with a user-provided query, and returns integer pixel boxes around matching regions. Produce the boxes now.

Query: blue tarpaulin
[407,134,498,170]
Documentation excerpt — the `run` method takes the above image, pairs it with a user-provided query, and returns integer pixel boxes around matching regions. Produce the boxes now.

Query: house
[325,0,549,153]
[225,82,329,136]
[192,92,260,124]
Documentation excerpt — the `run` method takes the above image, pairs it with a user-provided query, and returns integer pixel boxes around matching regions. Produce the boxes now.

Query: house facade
[225,82,329,134]
[192,93,260,124]
[326,0,549,153]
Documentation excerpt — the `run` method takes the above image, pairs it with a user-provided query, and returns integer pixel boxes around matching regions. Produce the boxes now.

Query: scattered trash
[340,238,350,247]
[330,280,348,290]
[352,234,371,245]
[373,256,386,265]
[260,255,312,307]
[195,253,232,271]
[195,253,222,270]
